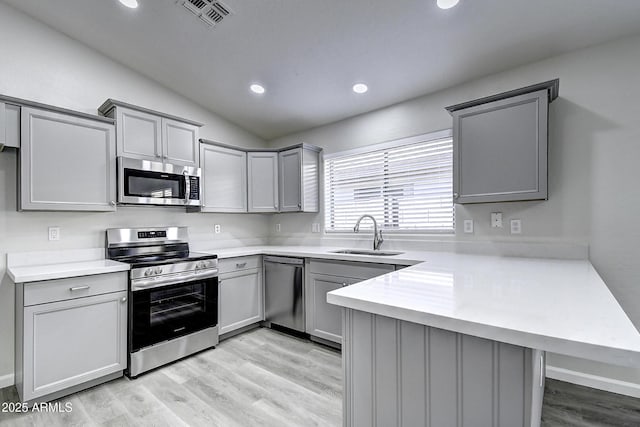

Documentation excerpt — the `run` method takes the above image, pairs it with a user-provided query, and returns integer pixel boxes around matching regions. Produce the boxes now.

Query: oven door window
[131,277,218,351]
[124,169,185,200]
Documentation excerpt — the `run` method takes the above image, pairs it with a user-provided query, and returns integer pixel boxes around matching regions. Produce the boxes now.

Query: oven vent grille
[178,0,233,28]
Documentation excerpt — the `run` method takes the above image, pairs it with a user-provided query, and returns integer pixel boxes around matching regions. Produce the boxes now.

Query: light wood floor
[1,327,639,426]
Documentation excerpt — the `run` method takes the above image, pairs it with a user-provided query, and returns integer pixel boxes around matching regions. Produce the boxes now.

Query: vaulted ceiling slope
[4,0,640,139]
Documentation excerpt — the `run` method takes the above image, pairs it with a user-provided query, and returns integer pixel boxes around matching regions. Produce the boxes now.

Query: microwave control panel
[188,177,200,200]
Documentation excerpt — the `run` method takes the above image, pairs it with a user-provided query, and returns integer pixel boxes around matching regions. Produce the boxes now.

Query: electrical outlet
[275,224,281,233]
[463,220,474,233]
[214,224,221,234]
[510,219,522,234]
[48,227,60,241]
[312,223,321,233]
[491,212,503,228]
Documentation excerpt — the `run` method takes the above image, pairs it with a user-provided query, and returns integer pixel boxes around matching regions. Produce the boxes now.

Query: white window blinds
[324,132,454,233]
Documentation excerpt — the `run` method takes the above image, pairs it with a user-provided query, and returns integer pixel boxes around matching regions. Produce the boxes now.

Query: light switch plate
[312,223,321,233]
[491,212,503,228]
[48,227,60,241]
[510,219,522,234]
[214,224,221,234]
[275,224,281,233]
[463,220,474,233]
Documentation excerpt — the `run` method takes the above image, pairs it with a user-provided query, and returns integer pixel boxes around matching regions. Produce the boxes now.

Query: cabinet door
[219,268,263,335]
[247,152,279,212]
[116,106,162,161]
[20,107,116,211]
[279,148,302,212]
[22,291,127,401]
[162,117,199,167]
[200,143,247,212]
[453,89,548,203]
[307,273,353,343]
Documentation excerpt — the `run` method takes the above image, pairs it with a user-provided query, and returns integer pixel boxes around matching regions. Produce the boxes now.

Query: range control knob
[154,267,163,275]
[195,261,203,269]
[144,268,153,277]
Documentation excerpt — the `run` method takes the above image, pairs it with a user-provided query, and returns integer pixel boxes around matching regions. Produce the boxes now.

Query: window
[324,130,454,233]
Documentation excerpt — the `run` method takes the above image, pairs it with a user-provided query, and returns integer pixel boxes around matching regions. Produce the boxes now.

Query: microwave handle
[183,171,190,204]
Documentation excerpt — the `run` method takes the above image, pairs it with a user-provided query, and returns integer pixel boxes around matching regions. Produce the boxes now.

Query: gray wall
[0,3,269,382]
[268,34,640,385]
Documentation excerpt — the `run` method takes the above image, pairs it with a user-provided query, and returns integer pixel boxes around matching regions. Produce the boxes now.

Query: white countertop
[326,251,640,368]
[8,259,130,283]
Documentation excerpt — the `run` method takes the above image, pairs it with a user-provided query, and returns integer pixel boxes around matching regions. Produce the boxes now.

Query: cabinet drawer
[24,272,127,306]
[309,259,394,280]
[218,256,261,274]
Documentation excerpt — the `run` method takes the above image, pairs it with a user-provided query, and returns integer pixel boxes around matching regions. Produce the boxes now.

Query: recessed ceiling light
[352,83,368,94]
[118,0,139,9]
[437,0,459,9]
[250,84,265,94]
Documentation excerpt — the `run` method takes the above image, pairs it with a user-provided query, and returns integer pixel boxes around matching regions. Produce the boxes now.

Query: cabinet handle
[298,203,301,209]
[69,286,90,291]
[121,297,127,303]
[236,262,247,269]
[453,193,459,198]
[342,283,347,287]
[539,354,544,387]
[110,201,117,207]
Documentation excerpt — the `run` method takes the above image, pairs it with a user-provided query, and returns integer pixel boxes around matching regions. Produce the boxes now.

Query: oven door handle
[131,269,218,291]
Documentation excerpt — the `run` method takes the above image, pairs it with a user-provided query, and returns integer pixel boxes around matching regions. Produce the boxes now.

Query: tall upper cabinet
[99,99,202,167]
[248,151,279,213]
[200,141,247,213]
[20,107,117,211]
[446,79,559,204]
[279,145,320,212]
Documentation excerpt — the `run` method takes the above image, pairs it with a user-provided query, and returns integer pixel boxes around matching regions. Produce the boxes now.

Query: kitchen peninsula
[327,252,640,427]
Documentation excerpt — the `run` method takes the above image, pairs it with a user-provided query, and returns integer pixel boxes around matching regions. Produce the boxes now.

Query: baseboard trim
[0,373,15,389]
[546,366,640,398]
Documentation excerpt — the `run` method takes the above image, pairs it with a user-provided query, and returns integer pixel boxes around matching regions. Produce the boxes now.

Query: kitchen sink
[330,249,404,256]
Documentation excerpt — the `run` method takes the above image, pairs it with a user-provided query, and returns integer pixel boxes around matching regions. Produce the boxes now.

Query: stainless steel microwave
[117,157,201,206]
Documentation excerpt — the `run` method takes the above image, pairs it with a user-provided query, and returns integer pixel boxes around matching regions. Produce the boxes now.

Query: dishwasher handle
[263,256,304,265]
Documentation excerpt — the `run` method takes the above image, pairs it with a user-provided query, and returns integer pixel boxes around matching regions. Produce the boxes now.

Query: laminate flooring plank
[141,370,238,427]
[77,385,130,425]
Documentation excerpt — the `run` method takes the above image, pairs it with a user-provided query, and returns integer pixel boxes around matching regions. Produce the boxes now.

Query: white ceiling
[4,0,640,140]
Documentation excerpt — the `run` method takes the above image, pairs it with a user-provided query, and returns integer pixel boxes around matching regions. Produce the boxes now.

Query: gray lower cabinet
[447,80,558,204]
[200,142,247,212]
[343,309,546,427]
[218,256,264,336]
[306,260,394,344]
[0,102,20,150]
[19,107,117,211]
[15,272,128,403]
[248,152,279,212]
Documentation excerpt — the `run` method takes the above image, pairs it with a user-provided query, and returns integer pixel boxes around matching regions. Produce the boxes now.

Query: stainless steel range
[106,227,218,378]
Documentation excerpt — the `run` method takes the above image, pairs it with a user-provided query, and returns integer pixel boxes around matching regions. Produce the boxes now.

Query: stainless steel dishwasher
[264,256,305,333]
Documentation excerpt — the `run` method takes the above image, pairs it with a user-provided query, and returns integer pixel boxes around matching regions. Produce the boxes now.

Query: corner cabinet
[15,272,128,403]
[248,152,279,213]
[19,107,117,211]
[306,260,395,345]
[200,142,247,212]
[99,99,202,168]
[279,146,320,212]
[446,79,558,204]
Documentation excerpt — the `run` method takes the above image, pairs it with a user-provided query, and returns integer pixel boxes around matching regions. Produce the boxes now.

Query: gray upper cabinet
[279,145,320,212]
[115,106,162,160]
[200,141,247,212]
[447,79,558,204]
[20,107,117,211]
[99,99,202,168]
[248,151,279,213]
[0,102,20,150]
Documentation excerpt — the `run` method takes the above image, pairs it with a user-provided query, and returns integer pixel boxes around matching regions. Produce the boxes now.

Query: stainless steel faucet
[354,214,384,250]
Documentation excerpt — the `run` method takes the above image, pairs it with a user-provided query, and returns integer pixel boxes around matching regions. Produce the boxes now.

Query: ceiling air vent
[178,0,233,28]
